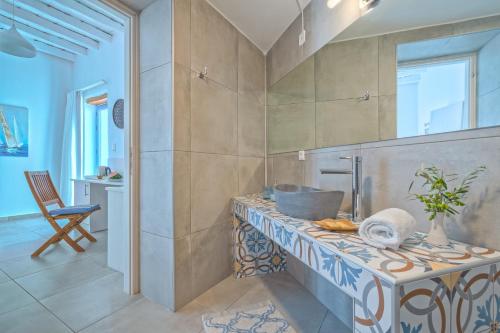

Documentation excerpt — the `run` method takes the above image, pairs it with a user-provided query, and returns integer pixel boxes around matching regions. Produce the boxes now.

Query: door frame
[101,0,140,294]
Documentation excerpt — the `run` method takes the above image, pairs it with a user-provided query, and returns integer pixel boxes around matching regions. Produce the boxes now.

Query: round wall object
[112,99,124,129]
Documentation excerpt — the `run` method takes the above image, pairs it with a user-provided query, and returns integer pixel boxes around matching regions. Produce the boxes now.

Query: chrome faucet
[320,156,362,222]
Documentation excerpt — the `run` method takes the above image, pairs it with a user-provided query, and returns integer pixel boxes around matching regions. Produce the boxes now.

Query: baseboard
[0,212,42,221]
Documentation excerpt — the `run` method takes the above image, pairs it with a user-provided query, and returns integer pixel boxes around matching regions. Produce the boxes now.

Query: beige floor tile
[0,302,72,333]
[194,274,264,312]
[229,272,328,333]
[15,257,115,299]
[0,280,36,315]
[318,311,352,333]
[81,297,208,333]
[0,238,43,261]
[41,272,140,332]
[0,245,88,279]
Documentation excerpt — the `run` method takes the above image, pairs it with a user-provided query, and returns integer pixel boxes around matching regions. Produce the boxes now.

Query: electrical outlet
[298,30,306,46]
[298,150,306,161]
[112,143,117,152]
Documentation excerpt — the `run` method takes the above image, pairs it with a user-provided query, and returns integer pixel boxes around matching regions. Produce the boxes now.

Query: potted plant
[409,165,486,246]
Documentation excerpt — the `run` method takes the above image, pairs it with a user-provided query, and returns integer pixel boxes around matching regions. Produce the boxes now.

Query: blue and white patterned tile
[232,217,286,278]
[233,195,500,285]
[399,275,451,333]
[451,265,496,333]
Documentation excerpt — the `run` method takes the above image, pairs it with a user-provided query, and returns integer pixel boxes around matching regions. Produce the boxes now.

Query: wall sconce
[359,0,380,15]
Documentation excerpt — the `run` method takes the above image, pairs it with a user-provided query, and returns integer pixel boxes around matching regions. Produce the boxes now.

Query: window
[397,55,476,138]
[82,91,109,176]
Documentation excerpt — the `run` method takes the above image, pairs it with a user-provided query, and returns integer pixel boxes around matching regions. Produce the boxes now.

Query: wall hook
[198,66,208,79]
[358,91,370,101]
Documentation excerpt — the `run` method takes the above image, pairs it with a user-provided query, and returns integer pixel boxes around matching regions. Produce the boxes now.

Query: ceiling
[0,0,125,62]
[118,0,156,12]
[207,0,311,54]
[335,0,500,42]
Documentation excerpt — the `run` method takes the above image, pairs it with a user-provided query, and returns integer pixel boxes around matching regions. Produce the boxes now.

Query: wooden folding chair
[24,171,100,257]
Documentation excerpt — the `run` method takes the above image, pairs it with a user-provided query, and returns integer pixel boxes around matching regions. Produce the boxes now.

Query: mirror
[267,15,500,154]
[397,29,500,137]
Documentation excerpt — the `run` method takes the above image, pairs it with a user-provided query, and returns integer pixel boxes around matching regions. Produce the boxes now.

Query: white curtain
[59,90,82,205]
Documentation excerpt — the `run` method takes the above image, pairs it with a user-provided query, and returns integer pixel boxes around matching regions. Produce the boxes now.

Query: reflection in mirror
[266,16,500,154]
[397,29,500,138]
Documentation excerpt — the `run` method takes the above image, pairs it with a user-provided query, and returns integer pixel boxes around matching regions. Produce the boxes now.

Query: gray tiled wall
[266,11,500,326]
[171,0,266,310]
[139,0,175,309]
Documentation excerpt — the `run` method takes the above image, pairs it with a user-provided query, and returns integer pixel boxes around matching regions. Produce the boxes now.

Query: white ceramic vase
[426,213,449,246]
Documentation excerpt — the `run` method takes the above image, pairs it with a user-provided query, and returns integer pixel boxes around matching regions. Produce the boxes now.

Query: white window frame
[398,53,477,130]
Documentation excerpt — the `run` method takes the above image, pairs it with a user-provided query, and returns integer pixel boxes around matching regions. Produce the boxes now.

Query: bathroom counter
[232,194,500,333]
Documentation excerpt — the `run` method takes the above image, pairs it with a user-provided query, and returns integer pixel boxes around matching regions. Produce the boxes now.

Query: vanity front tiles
[233,195,500,333]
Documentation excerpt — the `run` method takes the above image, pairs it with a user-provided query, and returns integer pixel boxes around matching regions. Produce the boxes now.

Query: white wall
[0,53,73,218]
[478,33,500,127]
[72,31,125,172]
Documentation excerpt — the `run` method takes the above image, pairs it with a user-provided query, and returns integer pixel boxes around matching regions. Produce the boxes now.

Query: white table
[105,186,125,273]
[72,178,123,232]
[233,195,500,333]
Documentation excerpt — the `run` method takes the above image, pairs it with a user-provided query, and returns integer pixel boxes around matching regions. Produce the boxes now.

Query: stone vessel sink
[274,184,344,221]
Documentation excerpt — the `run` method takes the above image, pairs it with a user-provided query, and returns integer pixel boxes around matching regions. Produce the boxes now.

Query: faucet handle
[339,156,352,160]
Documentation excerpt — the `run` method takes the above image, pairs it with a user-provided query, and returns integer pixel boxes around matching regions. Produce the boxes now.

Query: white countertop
[72,178,123,186]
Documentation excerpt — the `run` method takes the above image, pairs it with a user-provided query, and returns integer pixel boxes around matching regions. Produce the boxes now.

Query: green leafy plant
[408,165,486,221]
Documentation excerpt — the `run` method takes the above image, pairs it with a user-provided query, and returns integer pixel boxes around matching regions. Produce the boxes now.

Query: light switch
[298,150,306,161]
[112,143,117,152]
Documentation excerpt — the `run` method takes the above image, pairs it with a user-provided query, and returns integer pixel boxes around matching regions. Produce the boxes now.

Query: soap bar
[313,218,359,232]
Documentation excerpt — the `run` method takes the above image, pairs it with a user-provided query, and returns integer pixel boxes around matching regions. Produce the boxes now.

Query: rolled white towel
[359,208,417,250]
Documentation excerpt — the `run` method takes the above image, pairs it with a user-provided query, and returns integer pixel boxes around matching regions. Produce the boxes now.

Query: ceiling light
[0,0,36,58]
[359,0,380,15]
[327,0,341,9]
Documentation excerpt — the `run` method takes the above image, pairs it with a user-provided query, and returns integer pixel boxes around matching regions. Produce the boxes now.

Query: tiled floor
[0,218,350,333]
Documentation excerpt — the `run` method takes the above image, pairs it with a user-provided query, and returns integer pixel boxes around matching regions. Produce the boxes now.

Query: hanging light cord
[295,0,304,34]
[11,0,16,26]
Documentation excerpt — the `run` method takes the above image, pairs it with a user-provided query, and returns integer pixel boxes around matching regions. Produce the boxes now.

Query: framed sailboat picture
[0,104,29,157]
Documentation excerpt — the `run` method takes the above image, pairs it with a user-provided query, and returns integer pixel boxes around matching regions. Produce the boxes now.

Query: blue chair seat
[49,204,101,217]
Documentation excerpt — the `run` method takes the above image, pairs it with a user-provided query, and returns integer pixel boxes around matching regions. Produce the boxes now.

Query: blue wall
[0,52,73,218]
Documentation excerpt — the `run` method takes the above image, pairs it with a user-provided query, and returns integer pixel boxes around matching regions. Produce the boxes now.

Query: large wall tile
[173,151,190,239]
[267,103,316,154]
[191,0,238,90]
[173,0,190,68]
[378,94,396,141]
[140,151,173,237]
[238,35,265,105]
[238,157,265,195]
[173,235,192,309]
[191,223,232,298]
[140,0,172,73]
[315,37,379,102]
[266,12,303,87]
[316,98,379,148]
[190,153,238,233]
[191,77,237,155]
[266,0,361,87]
[304,148,361,212]
[173,64,191,151]
[140,231,174,308]
[238,93,265,157]
[270,153,305,185]
[267,56,315,107]
[361,136,500,249]
[140,64,172,152]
